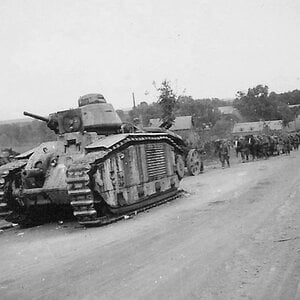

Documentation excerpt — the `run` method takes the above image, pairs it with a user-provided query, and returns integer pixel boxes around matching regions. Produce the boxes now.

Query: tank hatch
[78,94,106,107]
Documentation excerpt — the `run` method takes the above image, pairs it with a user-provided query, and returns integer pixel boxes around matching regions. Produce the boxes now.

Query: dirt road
[0,152,299,299]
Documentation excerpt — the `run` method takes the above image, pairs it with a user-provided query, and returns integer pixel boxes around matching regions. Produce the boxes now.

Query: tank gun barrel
[24,111,49,123]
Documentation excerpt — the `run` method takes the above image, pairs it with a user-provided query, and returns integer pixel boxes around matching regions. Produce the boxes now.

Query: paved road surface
[0,152,299,299]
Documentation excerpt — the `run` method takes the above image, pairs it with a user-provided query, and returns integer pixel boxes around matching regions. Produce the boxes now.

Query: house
[217,106,242,120]
[264,120,284,131]
[217,106,236,115]
[232,120,283,136]
[288,104,300,109]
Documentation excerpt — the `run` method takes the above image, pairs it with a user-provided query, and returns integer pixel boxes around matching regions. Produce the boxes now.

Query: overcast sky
[0,0,299,120]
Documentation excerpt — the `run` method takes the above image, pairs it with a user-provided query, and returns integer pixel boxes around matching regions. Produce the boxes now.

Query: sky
[0,0,299,120]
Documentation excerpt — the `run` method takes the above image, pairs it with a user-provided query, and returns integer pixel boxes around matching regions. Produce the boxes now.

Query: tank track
[67,162,182,226]
[67,134,185,226]
[0,160,27,218]
[66,162,98,225]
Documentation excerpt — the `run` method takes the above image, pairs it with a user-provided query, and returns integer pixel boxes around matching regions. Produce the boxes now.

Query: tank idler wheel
[176,155,185,179]
[187,149,201,176]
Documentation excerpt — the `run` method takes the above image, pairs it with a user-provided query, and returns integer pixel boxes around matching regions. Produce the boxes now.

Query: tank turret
[24,93,122,135]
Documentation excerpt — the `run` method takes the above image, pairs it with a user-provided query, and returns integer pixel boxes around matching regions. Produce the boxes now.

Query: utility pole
[132,92,136,109]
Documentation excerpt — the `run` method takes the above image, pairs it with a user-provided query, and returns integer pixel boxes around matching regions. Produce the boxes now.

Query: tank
[0,93,193,226]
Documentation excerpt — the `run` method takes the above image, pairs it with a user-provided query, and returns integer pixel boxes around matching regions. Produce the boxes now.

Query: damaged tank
[0,93,196,226]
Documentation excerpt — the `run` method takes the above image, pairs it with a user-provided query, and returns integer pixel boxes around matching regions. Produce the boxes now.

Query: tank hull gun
[24,111,49,123]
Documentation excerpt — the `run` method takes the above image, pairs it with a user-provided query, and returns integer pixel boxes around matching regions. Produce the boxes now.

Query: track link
[66,162,98,224]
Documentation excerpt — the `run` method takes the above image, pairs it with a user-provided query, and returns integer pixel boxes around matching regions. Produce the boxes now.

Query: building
[217,106,242,120]
[288,104,300,111]
[232,120,283,136]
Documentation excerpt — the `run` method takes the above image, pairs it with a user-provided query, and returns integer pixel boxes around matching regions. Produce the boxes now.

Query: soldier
[218,139,230,169]
[239,136,250,163]
[273,136,280,155]
[292,134,299,150]
[278,137,284,155]
[260,135,269,159]
[233,137,241,158]
[296,134,300,150]
[283,135,291,155]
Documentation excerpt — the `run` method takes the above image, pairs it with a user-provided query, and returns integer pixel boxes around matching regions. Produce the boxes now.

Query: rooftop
[232,120,283,134]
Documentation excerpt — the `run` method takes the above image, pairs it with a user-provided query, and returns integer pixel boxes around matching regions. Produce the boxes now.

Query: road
[0,151,299,299]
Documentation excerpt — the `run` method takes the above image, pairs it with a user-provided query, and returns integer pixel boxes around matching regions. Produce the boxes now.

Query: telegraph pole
[132,92,136,109]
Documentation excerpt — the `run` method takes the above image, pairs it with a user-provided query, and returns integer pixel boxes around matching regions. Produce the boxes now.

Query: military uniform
[219,141,230,168]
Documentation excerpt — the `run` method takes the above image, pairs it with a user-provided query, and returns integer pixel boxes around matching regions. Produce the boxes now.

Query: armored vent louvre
[145,143,167,180]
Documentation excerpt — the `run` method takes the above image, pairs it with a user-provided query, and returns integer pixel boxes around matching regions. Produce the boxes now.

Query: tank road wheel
[186,149,201,176]
[176,155,185,179]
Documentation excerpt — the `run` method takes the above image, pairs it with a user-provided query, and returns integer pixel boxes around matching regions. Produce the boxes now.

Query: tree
[176,96,221,128]
[157,80,177,128]
[128,102,161,126]
[210,119,233,138]
[277,103,294,126]
[234,84,294,125]
[234,85,272,121]
[116,109,127,122]
[271,89,300,105]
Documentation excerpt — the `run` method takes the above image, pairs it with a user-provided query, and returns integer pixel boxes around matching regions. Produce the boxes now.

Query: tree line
[233,85,300,125]
[0,121,56,153]
[118,82,300,139]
